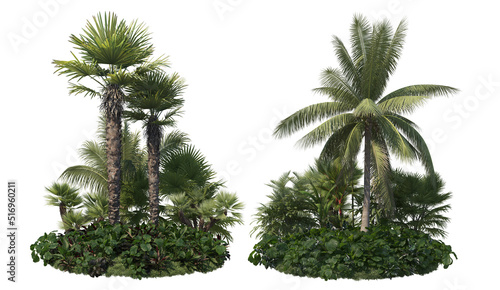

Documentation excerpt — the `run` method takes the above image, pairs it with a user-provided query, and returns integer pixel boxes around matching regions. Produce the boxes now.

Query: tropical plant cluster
[248,225,456,280]
[33,11,242,278]
[249,14,457,280]
[31,220,229,279]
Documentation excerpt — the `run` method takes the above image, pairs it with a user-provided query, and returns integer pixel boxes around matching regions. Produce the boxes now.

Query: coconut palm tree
[273,14,458,231]
[53,12,167,224]
[124,71,186,224]
[44,182,83,222]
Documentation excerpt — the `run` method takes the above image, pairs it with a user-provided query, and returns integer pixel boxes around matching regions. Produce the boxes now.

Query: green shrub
[248,225,456,280]
[30,220,229,279]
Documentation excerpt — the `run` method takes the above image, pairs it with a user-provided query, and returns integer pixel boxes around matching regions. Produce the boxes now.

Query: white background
[1,0,499,289]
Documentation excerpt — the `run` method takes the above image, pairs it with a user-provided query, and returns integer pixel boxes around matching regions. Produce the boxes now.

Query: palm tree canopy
[53,12,168,96]
[44,182,82,208]
[273,14,458,212]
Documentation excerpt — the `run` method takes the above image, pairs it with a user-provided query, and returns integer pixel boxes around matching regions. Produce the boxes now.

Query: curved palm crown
[44,182,82,222]
[53,12,166,224]
[124,71,186,224]
[274,15,458,231]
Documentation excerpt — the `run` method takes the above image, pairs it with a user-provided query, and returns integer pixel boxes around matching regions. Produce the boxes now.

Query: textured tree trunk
[361,121,372,232]
[103,84,124,225]
[59,202,67,222]
[146,118,161,225]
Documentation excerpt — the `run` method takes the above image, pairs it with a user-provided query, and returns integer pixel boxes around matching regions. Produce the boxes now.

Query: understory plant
[249,225,456,280]
[31,220,229,279]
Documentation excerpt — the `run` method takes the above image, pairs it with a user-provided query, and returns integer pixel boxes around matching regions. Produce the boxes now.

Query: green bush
[248,225,456,280]
[30,220,229,279]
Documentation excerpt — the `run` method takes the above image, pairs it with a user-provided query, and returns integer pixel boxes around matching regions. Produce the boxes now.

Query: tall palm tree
[53,12,166,224]
[274,14,458,231]
[125,71,186,224]
[44,182,82,222]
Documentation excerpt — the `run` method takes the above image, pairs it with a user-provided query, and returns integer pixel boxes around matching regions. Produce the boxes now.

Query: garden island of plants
[31,11,457,281]
[30,12,244,279]
[248,15,457,280]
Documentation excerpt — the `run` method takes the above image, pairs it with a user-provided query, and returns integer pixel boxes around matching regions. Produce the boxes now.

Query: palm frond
[59,165,107,194]
[70,12,153,68]
[53,57,105,86]
[274,101,353,139]
[313,67,360,106]
[378,85,459,114]
[295,113,355,149]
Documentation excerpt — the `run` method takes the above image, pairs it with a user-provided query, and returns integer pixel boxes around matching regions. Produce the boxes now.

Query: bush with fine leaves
[249,225,456,280]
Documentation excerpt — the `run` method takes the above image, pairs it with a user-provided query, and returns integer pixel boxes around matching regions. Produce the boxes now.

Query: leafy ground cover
[249,225,456,280]
[31,220,229,279]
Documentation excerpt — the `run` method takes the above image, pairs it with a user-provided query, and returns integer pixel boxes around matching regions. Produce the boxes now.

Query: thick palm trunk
[361,121,372,232]
[103,84,124,224]
[146,120,161,225]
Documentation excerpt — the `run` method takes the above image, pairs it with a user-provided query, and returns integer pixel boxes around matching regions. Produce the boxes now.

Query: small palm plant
[161,146,244,241]
[390,169,452,238]
[44,182,83,222]
[166,187,244,241]
[60,210,91,231]
[82,191,108,222]
[273,14,458,231]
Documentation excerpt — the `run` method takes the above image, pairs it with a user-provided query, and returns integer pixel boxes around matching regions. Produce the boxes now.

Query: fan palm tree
[390,169,452,238]
[44,182,82,222]
[125,71,186,224]
[273,14,458,231]
[53,12,167,224]
[60,210,91,231]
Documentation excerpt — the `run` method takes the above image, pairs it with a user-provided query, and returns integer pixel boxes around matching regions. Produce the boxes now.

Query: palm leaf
[274,101,353,139]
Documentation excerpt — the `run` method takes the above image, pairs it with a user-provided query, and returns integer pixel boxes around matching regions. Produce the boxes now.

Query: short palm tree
[60,210,91,231]
[125,71,186,224]
[44,182,82,222]
[390,169,452,238]
[53,12,166,224]
[274,14,458,231]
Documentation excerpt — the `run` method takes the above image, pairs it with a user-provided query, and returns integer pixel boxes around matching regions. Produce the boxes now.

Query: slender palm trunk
[361,120,372,232]
[59,202,67,222]
[146,117,161,225]
[103,84,124,224]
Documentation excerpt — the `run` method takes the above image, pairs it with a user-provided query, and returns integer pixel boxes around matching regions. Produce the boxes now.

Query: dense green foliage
[251,159,362,239]
[31,221,229,279]
[249,225,456,280]
[390,169,452,238]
